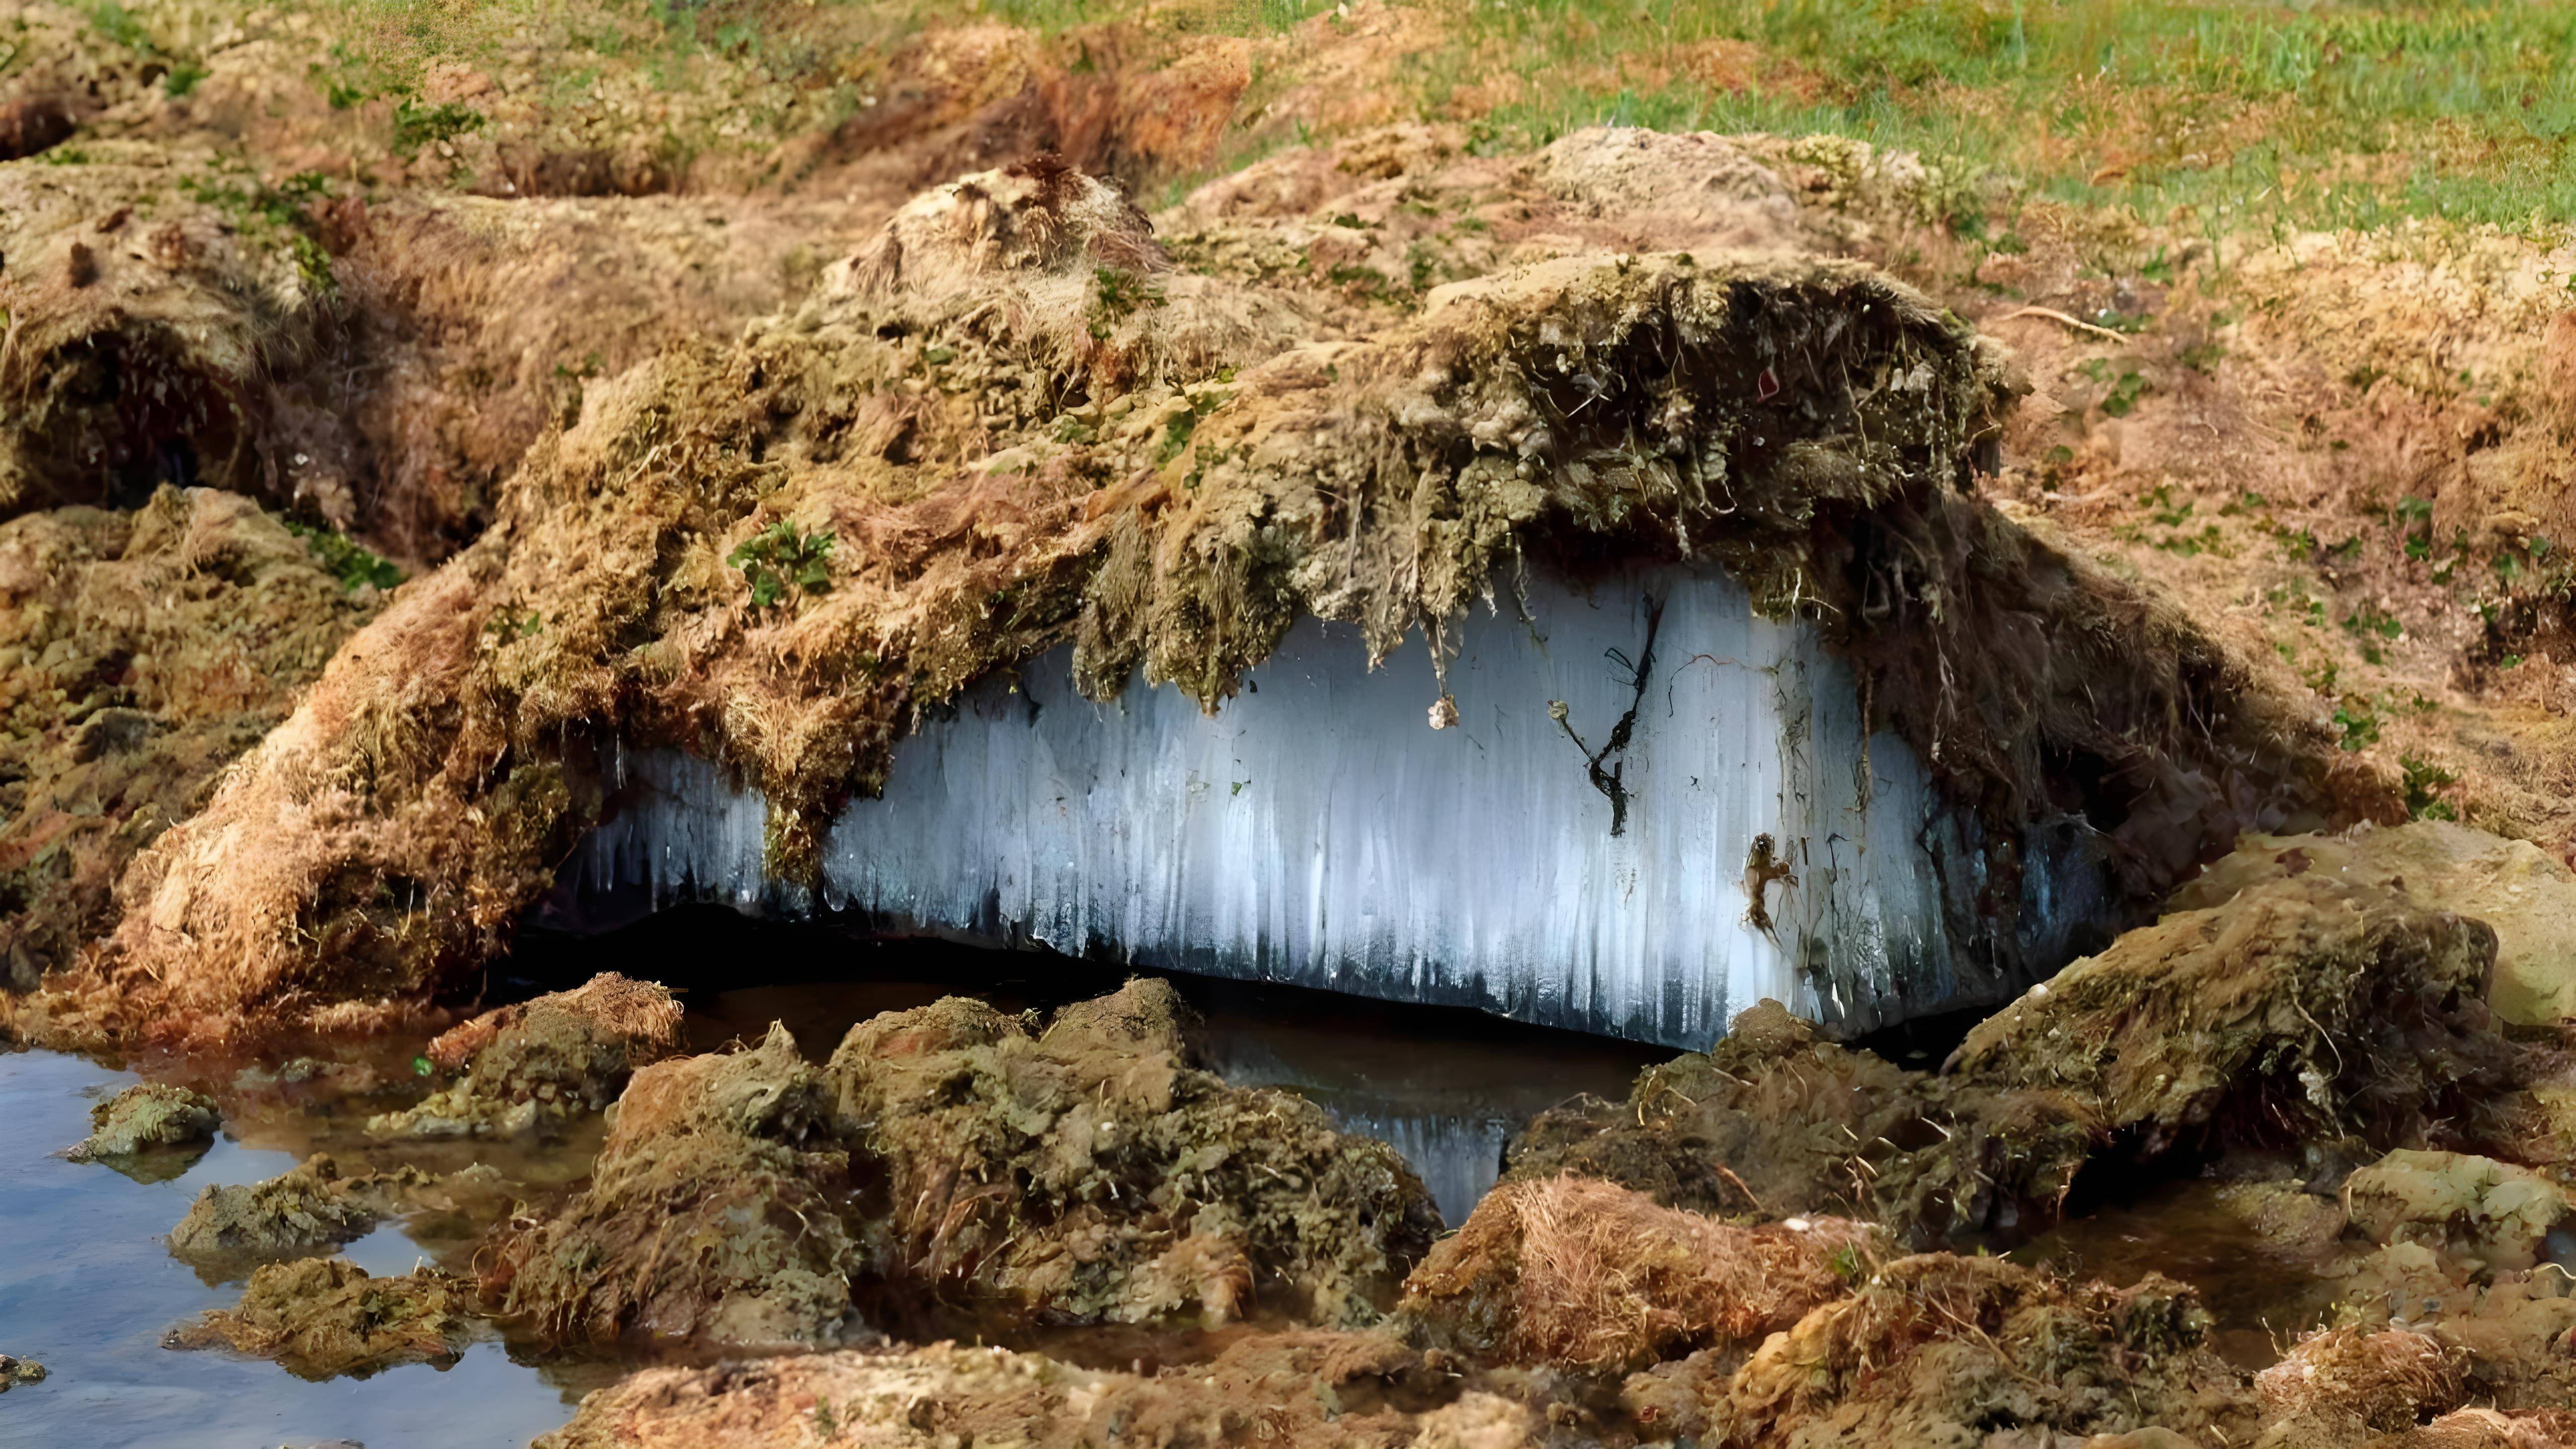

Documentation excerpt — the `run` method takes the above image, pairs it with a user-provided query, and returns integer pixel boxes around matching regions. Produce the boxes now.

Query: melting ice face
[545,566,2112,1048]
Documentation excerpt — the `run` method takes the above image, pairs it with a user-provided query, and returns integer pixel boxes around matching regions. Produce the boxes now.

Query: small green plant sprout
[484,606,543,643]
[1087,266,1165,339]
[2401,755,2458,821]
[729,521,835,609]
[285,519,402,594]
[391,96,485,157]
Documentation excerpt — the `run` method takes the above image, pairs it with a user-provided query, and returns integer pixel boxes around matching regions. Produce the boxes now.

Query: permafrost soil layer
[551,565,2113,1045]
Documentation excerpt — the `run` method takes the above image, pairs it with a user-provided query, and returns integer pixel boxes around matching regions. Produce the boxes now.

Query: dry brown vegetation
[1397,1175,1871,1375]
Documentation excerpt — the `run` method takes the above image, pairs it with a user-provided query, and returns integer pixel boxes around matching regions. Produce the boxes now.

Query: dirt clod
[488,1022,872,1350]
[2345,1150,2573,1272]
[167,1154,425,1280]
[535,1333,1464,1449]
[826,977,1439,1329]
[1950,873,2517,1161]
[369,973,682,1140]
[65,1082,219,1174]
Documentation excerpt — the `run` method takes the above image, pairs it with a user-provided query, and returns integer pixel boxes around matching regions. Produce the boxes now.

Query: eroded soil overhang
[26,141,2358,1054]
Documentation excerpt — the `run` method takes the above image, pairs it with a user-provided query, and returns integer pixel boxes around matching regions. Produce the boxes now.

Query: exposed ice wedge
[547,565,2115,1048]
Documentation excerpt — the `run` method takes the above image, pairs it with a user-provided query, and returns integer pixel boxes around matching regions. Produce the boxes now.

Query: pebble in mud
[0,1353,45,1389]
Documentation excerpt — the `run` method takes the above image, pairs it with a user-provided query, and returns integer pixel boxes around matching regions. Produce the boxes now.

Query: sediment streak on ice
[555,567,2101,1047]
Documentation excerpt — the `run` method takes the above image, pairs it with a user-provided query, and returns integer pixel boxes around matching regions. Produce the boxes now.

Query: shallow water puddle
[0,1049,581,1449]
[2010,1175,2344,1369]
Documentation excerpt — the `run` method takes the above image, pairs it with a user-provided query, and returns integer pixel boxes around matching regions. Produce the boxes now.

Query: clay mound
[826,977,1439,1328]
[165,1257,478,1380]
[1949,872,2518,1156]
[369,972,682,1140]
[534,1333,1474,1449]
[487,1023,874,1350]
[1396,1174,1871,1375]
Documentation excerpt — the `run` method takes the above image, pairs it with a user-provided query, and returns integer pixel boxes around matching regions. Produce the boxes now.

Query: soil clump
[166,1153,427,1279]
[64,1081,218,1174]
[1511,871,2524,1248]
[825,977,1438,1330]
[368,972,681,1140]
[164,1257,479,1379]
[536,1333,1484,1449]
[485,1021,869,1351]
[0,488,371,1006]
[2174,824,2576,1027]
[491,979,1437,1351]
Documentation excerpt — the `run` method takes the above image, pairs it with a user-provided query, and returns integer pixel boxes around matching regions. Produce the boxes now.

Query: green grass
[1441,0,2576,234]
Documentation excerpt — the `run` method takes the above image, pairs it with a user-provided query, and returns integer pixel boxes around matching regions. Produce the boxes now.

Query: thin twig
[1990,305,2132,344]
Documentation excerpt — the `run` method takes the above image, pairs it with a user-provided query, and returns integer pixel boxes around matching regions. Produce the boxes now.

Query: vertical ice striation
[550,565,2111,1048]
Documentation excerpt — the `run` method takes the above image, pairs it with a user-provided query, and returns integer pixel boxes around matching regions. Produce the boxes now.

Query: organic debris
[164,1257,478,1380]
[369,973,682,1140]
[1396,1175,1871,1375]
[2257,1326,2466,1435]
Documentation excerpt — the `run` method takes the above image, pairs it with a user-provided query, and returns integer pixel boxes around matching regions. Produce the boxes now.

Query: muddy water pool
[0,921,1664,1446]
[0,1049,585,1449]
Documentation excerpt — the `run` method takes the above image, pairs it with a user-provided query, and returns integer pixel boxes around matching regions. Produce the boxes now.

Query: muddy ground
[14,0,2576,1444]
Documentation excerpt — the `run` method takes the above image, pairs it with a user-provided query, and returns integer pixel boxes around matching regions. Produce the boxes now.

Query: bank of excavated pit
[4,131,2369,1056]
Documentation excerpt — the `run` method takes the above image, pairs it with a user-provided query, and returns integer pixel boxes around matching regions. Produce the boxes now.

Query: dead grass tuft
[2258,1326,2466,1432]
[1399,1174,1872,1375]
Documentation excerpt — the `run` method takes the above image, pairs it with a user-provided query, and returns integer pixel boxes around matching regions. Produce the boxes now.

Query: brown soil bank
[7,135,2370,1052]
[0,488,371,1000]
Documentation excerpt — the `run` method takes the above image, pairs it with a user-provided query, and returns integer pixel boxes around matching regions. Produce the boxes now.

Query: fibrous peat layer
[15,1,2576,1444]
